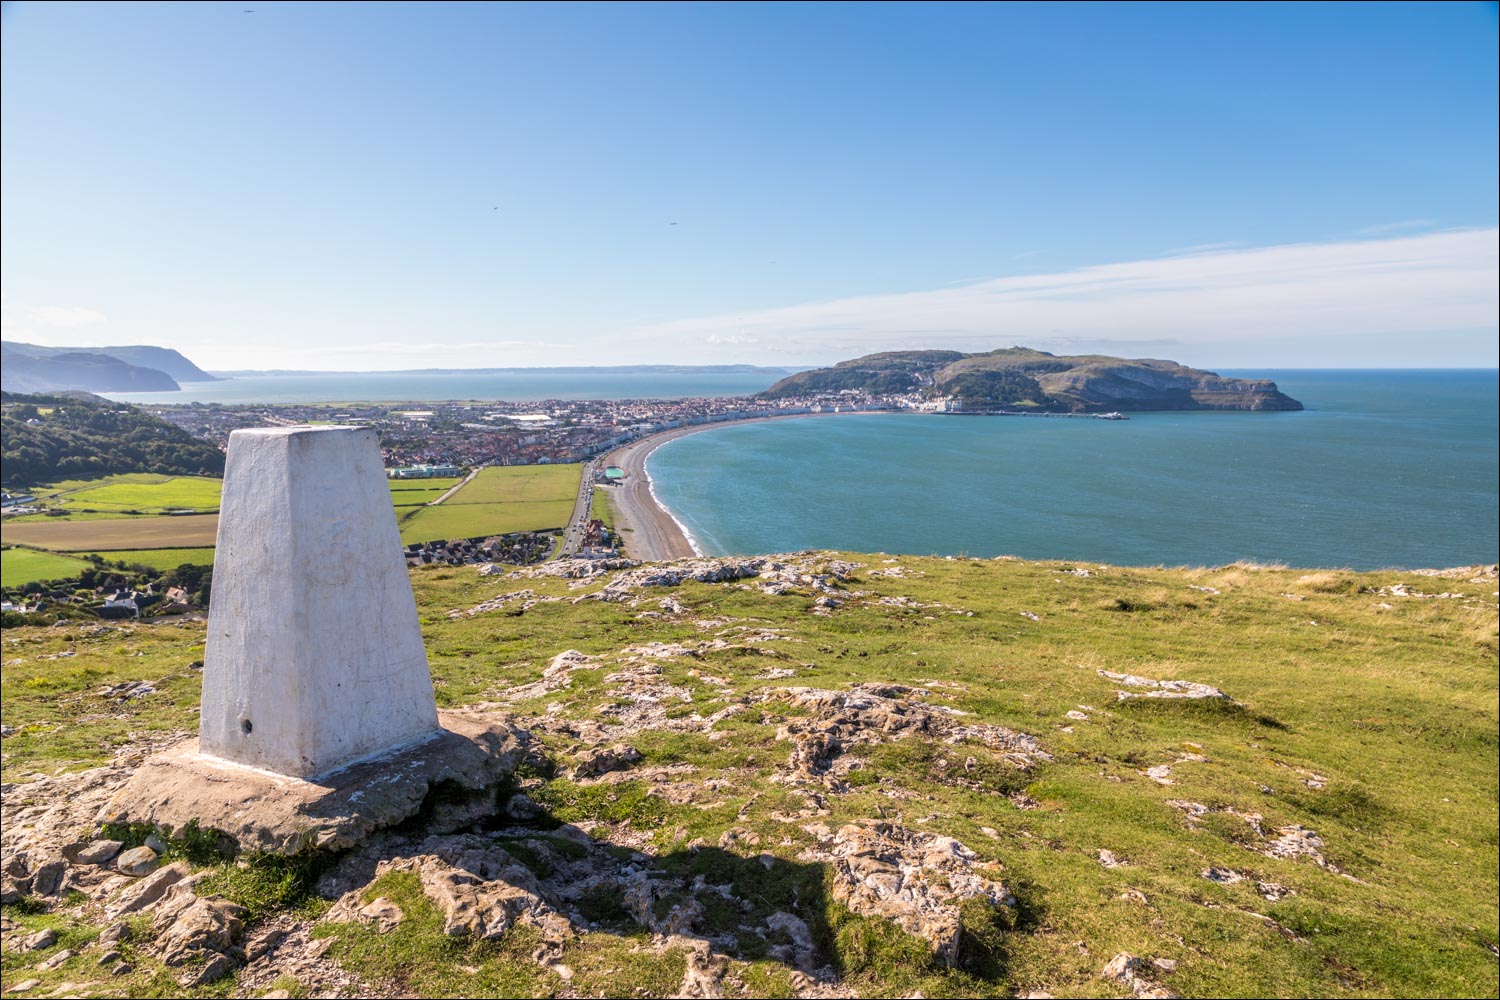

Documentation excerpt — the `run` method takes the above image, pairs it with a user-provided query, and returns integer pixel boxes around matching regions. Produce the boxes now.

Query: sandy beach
[600,412,853,561]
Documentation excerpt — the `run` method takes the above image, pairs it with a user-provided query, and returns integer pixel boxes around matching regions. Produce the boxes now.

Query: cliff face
[1035,362,1303,411]
[0,349,181,394]
[762,347,1303,412]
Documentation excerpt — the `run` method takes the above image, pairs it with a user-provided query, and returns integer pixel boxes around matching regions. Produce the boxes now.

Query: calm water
[647,371,1499,569]
[102,371,783,404]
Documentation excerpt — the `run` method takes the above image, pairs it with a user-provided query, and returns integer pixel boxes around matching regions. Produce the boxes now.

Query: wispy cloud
[620,229,1499,362]
[705,333,758,345]
[1357,219,1436,236]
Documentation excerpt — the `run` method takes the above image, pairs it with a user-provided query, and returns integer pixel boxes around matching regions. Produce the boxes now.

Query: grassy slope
[0,555,1495,998]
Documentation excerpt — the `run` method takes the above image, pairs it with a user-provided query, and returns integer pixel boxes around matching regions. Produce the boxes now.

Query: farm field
[398,500,572,543]
[444,463,581,505]
[1,514,220,552]
[26,474,222,516]
[0,547,93,587]
[91,547,218,570]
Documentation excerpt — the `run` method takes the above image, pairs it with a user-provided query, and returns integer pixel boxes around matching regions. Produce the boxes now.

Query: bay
[102,370,784,404]
[646,370,1500,569]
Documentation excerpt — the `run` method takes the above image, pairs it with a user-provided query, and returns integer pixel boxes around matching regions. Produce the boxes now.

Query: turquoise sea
[647,371,1500,570]
[102,371,783,404]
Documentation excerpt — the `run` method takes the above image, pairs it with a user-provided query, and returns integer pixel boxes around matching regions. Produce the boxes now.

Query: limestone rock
[572,744,643,780]
[151,884,248,966]
[115,846,159,877]
[62,840,122,867]
[810,821,1012,967]
[98,711,530,855]
[104,862,188,919]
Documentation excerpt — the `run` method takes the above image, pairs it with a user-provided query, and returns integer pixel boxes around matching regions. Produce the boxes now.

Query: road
[554,458,600,559]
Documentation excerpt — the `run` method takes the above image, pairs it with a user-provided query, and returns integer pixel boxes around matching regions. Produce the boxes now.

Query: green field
[394,465,581,542]
[0,556,1494,998]
[389,476,462,493]
[444,464,581,505]
[90,547,217,570]
[590,486,616,528]
[27,474,223,516]
[399,500,573,543]
[0,547,93,587]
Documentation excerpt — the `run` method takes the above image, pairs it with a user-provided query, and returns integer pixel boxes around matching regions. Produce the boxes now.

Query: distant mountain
[0,346,180,395]
[1,391,225,486]
[209,364,800,376]
[2,341,219,389]
[760,347,1303,412]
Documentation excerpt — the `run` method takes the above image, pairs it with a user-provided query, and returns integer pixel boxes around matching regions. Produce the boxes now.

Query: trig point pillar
[199,426,439,778]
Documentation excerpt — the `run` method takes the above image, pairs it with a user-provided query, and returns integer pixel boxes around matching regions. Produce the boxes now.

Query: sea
[646,370,1499,570]
[101,371,782,404]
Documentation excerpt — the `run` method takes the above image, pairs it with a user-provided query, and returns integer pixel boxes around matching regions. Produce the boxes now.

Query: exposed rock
[768,683,1049,790]
[1101,951,1180,999]
[503,650,599,702]
[63,840,122,867]
[98,711,531,855]
[176,952,236,987]
[572,744,643,780]
[115,845,159,877]
[105,862,188,919]
[807,821,1012,967]
[12,928,56,953]
[151,883,248,966]
[36,948,74,971]
[1100,669,1230,702]
[323,894,405,934]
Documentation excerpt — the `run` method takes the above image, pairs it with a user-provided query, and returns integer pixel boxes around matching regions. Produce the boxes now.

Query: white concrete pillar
[199,426,439,778]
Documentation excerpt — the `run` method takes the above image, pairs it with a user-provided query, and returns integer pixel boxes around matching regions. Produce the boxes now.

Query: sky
[2,1,1496,371]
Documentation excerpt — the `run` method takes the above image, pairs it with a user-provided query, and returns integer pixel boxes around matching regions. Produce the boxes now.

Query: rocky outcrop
[807,821,1013,967]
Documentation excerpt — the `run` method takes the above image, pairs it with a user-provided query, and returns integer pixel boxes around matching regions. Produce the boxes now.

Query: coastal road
[555,458,600,559]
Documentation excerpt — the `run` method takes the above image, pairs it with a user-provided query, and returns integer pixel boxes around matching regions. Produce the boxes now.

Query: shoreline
[599,411,870,561]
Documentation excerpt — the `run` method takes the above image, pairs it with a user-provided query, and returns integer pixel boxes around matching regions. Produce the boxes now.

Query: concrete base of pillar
[98,712,529,855]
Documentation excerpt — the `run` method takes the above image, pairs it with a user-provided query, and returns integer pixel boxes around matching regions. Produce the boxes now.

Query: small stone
[1153,957,1179,972]
[66,840,123,866]
[143,834,169,855]
[112,963,133,976]
[115,846,160,877]
[21,928,57,952]
[36,948,74,971]
[1101,952,1141,983]
[30,861,67,898]
[262,991,293,999]
[175,952,235,987]
[96,949,122,965]
[96,924,130,949]
[4,980,40,994]
[244,926,287,962]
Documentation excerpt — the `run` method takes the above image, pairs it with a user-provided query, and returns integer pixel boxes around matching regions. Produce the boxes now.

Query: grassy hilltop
[0,554,1496,998]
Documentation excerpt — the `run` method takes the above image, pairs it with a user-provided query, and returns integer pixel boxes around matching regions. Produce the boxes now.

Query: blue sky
[2,1,1496,370]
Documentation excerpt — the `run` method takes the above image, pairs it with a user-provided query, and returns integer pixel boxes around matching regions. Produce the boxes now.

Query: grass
[1,554,1495,998]
[444,464,581,505]
[0,546,93,587]
[24,474,222,517]
[398,500,573,543]
[394,465,582,542]
[90,547,218,570]
[590,486,616,528]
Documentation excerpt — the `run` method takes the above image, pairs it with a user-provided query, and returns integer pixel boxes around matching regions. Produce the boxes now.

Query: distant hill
[0,391,225,486]
[761,346,1303,411]
[0,341,219,393]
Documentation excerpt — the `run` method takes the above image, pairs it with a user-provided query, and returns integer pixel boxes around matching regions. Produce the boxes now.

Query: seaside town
[144,392,873,469]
